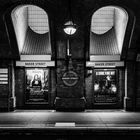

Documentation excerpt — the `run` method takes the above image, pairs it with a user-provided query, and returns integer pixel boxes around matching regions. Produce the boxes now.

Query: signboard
[16,61,55,67]
[0,68,8,84]
[86,61,124,67]
[62,71,79,87]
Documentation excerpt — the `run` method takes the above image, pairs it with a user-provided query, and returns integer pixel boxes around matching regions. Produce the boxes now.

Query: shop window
[94,69,118,104]
[25,68,49,103]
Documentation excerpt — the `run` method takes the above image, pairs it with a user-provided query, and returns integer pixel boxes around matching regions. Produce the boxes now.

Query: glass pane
[94,69,117,104]
[25,68,49,103]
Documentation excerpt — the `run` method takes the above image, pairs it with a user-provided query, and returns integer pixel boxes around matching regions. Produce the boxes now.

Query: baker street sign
[16,61,55,67]
[86,61,124,67]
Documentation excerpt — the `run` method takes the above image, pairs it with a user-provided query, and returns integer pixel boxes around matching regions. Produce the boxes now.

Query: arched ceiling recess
[11,5,51,57]
[90,6,128,55]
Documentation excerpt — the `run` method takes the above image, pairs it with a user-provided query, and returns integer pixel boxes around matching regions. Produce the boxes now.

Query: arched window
[11,5,51,58]
[90,6,128,58]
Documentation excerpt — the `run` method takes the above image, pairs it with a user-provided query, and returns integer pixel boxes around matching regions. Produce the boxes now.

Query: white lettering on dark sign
[94,63,115,66]
[25,62,46,66]
[16,61,55,67]
[96,71,115,75]
[86,61,124,67]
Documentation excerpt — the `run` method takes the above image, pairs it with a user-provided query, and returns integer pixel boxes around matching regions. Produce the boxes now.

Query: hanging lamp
[63,0,77,35]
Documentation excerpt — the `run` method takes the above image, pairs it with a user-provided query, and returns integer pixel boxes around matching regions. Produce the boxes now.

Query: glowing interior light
[111,85,117,92]
[94,84,99,91]
[64,21,77,35]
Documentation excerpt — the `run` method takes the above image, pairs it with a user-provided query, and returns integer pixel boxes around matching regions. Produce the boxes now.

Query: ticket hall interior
[0,0,140,112]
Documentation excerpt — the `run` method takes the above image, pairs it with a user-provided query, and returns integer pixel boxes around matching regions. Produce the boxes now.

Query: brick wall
[15,68,25,108]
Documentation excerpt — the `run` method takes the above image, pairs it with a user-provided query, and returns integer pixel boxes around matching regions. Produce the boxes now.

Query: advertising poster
[25,69,49,103]
[94,69,118,104]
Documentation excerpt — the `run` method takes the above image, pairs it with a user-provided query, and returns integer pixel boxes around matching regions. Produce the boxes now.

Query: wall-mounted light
[63,21,77,35]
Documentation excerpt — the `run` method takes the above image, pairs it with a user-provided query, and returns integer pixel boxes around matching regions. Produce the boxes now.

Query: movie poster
[25,69,49,103]
[94,69,118,104]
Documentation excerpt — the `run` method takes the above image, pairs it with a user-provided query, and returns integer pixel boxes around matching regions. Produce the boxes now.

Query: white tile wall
[91,7,114,34]
[28,6,49,34]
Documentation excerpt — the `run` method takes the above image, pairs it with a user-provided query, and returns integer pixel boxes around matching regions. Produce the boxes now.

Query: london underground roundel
[62,71,79,87]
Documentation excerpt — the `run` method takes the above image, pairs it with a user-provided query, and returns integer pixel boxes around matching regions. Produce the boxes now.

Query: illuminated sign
[96,71,115,75]
[94,69,117,104]
[16,61,55,67]
[25,69,49,103]
[86,61,124,67]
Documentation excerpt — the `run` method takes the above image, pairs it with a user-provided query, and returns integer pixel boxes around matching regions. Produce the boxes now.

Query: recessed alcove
[90,6,128,60]
[11,5,51,60]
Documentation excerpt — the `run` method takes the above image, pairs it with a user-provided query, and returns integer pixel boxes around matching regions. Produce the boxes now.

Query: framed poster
[25,68,49,103]
[94,69,118,104]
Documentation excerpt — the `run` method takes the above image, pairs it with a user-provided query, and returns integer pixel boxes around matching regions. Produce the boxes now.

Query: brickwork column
[135,62,140,110]
[8,61,16,111]
[124,61,136,111]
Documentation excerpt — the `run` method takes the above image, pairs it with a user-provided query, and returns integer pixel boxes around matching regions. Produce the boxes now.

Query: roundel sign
[62,71,79,87]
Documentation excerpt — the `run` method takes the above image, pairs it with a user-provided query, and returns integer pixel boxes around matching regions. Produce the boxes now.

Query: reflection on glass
[26,69,49,103]
[94,69,117,104]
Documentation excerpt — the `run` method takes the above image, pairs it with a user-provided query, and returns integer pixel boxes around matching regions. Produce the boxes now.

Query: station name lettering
[95,62,115,66]
[25,62,46,66]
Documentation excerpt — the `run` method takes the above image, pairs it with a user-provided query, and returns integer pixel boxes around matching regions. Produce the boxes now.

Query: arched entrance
[5,4,56,109]
[86,6,135,109]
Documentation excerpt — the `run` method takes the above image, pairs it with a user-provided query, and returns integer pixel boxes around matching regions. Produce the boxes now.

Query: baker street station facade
[0,0,140,111]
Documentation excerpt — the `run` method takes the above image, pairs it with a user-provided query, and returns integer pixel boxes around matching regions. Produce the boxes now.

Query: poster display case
[94,69,118,104]
[25,68,49,103]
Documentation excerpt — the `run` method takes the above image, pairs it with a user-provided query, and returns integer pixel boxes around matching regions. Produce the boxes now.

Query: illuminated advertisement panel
[94,69,118,104]
[25,68,49,103]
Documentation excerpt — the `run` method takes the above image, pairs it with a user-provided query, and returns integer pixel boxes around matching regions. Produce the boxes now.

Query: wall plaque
[62,71,79,87]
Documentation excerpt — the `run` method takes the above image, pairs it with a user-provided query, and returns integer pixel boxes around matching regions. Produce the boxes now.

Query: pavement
[0,109,140,139]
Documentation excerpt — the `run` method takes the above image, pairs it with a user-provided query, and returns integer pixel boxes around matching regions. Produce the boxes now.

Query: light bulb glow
[64,26,76,35]
[111,85,117,92]
[94,84,99,91]
[63,21,77,35]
